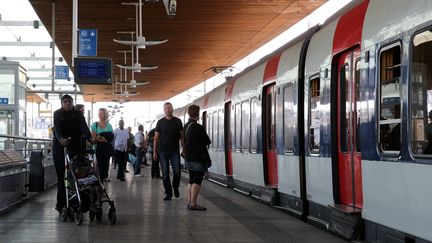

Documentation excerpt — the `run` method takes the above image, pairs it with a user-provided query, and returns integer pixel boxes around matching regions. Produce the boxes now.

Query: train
[152,1,432,242]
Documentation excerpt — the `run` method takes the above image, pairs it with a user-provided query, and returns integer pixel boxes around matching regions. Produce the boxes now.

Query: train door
[263,84,278,186]
[337,48,363,208]
[224,102,233,176]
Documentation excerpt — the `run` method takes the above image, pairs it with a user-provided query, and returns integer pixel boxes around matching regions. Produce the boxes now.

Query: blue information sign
[55,65,69,79]
[0,98,9,105]
[79,29,97,56]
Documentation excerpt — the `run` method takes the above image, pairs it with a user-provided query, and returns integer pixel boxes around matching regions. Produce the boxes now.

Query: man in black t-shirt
[153,102,184,200]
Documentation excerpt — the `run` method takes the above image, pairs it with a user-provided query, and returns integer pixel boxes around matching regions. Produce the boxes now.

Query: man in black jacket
[52,95,92,212]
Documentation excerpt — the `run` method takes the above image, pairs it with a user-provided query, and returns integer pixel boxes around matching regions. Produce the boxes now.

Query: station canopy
[30,0,326,102]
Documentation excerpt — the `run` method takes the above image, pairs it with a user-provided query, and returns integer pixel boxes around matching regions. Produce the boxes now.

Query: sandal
[188,205,207,211]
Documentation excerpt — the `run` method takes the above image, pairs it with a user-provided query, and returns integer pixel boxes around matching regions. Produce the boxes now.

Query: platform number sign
[55,65,69,79]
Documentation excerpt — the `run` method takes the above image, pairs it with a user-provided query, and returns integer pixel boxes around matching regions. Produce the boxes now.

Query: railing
[0,134,52,161]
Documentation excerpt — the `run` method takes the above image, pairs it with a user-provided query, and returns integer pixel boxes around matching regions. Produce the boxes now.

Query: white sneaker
[134,174,143,177]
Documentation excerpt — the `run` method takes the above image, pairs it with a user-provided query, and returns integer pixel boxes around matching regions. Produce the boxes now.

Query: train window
[250,98,258,151]
[213,111,218,149]
[235,103,241,150]
[379,44,401,153]
[410,29,432,155]
[284,84,295,152]
[218,110,224,151]
[241,100,250,151]
[309,76,320,153]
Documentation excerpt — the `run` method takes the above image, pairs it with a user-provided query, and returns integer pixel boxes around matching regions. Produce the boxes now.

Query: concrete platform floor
[0,164,348,243]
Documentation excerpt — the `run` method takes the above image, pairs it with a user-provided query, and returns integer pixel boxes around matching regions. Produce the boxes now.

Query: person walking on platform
[133,124,145,176]
[114,120,129,181]
[91,108,114,183]
[52,95,92,212]
[147,128,161,179]
[184,105,211,211]
[153,102,185,200]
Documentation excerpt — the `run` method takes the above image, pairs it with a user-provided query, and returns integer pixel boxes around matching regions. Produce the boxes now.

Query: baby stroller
[60,147,116,225]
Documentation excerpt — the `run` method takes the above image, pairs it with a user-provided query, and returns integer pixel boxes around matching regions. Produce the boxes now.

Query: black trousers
[96,147,111,180]
[52,141,66,209]
[115,150,127,179]
[149,151,161,177]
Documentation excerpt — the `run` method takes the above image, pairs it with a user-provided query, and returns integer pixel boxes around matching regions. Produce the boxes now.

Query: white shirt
[114,128,129,151]
[134,131,144,147]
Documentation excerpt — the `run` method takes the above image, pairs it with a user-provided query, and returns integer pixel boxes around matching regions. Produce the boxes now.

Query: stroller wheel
[68,208,75,222]
[96,210,103,222]
[89,211,95,222]
[108,208,116,225]
[74,210,83,225]
[60,208,68,222]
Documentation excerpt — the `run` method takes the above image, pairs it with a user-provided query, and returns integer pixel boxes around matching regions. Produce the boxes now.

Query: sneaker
[174,189,180,198]
[124,169,130,173]
[163,196,172,201]
[134,174,143,177]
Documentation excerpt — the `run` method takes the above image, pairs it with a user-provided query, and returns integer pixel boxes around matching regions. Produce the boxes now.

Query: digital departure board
[74,57,112,84]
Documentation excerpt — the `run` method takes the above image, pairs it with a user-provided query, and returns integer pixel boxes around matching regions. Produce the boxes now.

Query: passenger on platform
[114,120,130,181]
[153,102,185,200]
[74,104,85,113]
[184,104,211,211]
[91,108,114,182]
[147,128,161,179]
[424,110,432,154]
[74,104,87,150]
[127,126,136,157]
[52,94,92,212]
[133,124,145,176]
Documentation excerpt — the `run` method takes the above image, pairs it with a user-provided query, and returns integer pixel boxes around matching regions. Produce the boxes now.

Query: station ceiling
[30,0,326,102]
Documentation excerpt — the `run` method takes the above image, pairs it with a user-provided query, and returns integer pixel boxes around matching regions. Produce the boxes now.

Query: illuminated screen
[74,57,112,84]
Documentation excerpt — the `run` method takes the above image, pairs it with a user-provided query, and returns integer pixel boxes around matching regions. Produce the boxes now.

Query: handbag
[185,122,212,172]
[185,160,207,172]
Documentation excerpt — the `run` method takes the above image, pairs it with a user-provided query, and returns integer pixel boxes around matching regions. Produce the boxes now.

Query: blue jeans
[158,150,181,197]
[134,148,144,175]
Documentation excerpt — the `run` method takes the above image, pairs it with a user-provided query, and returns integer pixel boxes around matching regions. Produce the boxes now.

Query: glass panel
[213,111,218,148]
[309,77,320,153]
[411,29,432,155]
[0,69,15,104]
[379,45,401,152]
[208,113,213,148]
[267,93,273,150]
[340,64,349,152]
[241,101,250,151]
[355,60,361,152]
[284,85,295,152]
[229,105,235,149]
[235,103,241,149]
[250,98,258,151]
[219,110,224,150]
